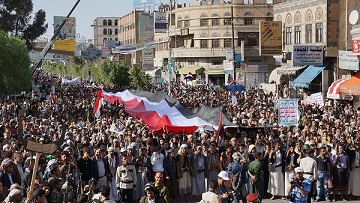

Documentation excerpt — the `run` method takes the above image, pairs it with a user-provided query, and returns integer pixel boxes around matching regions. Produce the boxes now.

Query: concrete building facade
[273,0,340,95]
[155,0,275,86]
[93,17,120,50]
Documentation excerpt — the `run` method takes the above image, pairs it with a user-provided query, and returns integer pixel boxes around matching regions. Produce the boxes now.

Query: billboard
[53,16,76,51]
[138,13,154,43]
[142,49,154,69]
[292,46,324,66]
[339,50,359,71]
[53,40,77,52]
[259,21,282,56]
[154,12,167,33]
[133,0,155,9]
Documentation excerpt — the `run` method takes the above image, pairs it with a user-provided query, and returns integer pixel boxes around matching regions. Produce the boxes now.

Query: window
[115,38,118,41]
[188,60,195,65]
[248,33,257,46]
[244,0,253,4]
[212,19,219,26]
[184,20,190,28]
[200,40,208,48]
[286,27,292,45]
[200,19,208,27]
[224,39,232,48]
[316,23,323,42]
[295,26,301,44]
[212,39,220,48]
[244,18,253,25]
[115,29,118,35]
[108,20,112,26]
[224,18,232,26]
[103,29,108,35]
[115,19,118,26]
[305,24,312,43]
[212,61,222,65]
[108,29,113,35]
[103,20,107,26]
[177,21,182,28]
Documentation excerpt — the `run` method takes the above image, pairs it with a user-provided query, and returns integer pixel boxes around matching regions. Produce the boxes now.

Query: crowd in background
[0,72,359,203]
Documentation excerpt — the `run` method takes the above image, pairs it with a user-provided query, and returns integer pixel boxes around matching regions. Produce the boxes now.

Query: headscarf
[0,158,14,172]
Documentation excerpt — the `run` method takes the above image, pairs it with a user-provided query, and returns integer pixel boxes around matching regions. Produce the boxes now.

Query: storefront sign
[292,46,323,66]
[339,50,359,71]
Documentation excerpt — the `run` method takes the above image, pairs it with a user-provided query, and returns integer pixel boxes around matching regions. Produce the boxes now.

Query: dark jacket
[92,157,111,180]
[0,171,18,189]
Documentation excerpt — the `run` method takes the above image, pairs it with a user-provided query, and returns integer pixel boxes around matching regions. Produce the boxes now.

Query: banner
[259,21,282,56]
[154,12,167,33]
[142,49,154,69]
[133,0,155,9]
[292,46,324,66]
[302,92,324,107]
[53,16,76,51]
[339,50,359,71]
[138,13,154,43]
[278,99,299,126]
[61,77,81,85]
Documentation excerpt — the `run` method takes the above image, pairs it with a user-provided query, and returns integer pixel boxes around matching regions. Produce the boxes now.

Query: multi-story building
[92,17,120,50]
[155,0,275,86]
[117,11,152,66]
[273,0,340,94]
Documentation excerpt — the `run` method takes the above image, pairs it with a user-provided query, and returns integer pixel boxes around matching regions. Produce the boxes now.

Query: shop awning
[327,78,349,99]
[177,67,204,74]
[276,65,307,75]
[291,64,328,88]
[340,71,360,95]
[205,70,225,75]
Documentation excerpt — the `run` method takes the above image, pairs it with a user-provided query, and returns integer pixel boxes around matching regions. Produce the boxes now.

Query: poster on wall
[138,13,154,43]
[278,99,299,126]
[142,49,154,69]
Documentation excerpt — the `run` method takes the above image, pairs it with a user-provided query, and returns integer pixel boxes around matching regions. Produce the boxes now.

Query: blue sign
[235,53,242,63]
[133,0,155,9]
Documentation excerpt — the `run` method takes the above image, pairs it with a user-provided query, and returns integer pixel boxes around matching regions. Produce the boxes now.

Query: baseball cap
[218,171,230,180]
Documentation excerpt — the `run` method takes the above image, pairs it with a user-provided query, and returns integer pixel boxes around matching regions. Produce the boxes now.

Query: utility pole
[168,0,173,95]
[231,5,236,82]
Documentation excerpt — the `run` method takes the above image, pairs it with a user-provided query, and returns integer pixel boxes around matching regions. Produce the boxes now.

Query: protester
[1,70,360,203]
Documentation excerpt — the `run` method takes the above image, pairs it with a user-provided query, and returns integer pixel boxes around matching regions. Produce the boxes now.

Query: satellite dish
[349,10,359,25]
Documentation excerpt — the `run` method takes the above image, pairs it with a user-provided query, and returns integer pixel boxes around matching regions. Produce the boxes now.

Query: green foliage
[0,0,47,49]
[0,30,32,95]
[95,60,131,87]
[129,65,151,89]
[42,59,132,87]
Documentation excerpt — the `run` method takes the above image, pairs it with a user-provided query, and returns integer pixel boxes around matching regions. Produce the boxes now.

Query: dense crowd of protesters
[0,72,360,203]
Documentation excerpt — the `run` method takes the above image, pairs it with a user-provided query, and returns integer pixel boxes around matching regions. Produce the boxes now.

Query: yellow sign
[53,40,76,52]
[259,21,282,56]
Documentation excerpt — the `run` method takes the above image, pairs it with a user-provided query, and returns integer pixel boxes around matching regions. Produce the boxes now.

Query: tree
[94,60,131,87]
[0,30,32,95]
[129,65,151,89]
[0,0,47,49]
